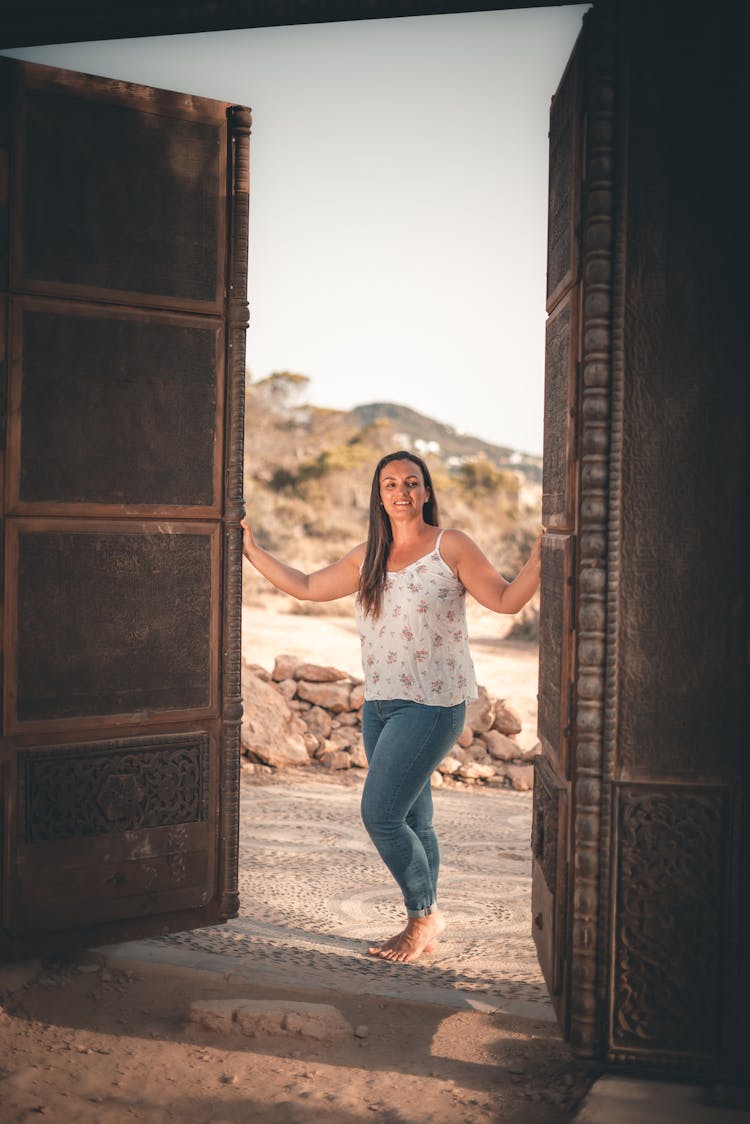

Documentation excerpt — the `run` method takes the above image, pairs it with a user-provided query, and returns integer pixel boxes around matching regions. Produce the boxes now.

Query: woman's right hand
[240,515,255,559]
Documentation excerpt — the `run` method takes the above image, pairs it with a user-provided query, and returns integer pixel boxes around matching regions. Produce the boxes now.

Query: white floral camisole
[355,529,478,706]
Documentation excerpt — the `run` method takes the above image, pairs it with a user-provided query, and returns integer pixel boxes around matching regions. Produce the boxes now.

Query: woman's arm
[442,529,542,615]
[241,517,364,602]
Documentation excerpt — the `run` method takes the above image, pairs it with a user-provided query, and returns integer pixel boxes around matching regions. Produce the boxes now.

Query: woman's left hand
[530,527,545,573]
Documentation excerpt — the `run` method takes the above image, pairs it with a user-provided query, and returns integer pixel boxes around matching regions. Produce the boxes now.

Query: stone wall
[242,654,539,790]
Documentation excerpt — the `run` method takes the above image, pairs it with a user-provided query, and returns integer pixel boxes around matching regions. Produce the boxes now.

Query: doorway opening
[1,5,587,1006]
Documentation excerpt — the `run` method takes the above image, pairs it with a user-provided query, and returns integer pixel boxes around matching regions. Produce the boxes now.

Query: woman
[241,450,542,964]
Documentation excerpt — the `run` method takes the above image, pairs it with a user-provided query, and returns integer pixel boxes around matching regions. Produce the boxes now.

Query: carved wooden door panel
[532,31,583,1032]
[533,4,620,1056]
[0,57,250,956]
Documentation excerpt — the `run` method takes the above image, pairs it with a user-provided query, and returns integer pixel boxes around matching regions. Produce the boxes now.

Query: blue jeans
[360,698,466,918]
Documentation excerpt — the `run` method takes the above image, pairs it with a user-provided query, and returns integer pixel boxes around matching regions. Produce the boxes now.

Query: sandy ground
[0,604,597,1124]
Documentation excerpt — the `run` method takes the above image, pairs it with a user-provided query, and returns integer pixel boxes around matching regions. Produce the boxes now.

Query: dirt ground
[0,958,594,1123]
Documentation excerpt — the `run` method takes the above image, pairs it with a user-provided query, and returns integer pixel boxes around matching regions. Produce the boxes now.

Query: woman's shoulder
[438,528,475,553]
[437,528,475,572]
[346,541,368,566]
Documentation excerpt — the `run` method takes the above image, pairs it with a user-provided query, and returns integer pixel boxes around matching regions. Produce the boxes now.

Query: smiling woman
[241,448,542,963]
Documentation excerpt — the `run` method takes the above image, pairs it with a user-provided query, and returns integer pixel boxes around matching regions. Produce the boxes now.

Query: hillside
[243,372,541,636]
[348,401,542,483]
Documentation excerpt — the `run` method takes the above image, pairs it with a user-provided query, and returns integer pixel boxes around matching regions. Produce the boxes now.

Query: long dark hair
[358,450,440,619]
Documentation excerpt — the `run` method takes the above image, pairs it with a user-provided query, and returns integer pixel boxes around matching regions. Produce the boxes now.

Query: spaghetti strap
[435,528,445,556]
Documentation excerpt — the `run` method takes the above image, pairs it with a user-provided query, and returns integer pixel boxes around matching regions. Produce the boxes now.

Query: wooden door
[532,29,583,1033]
[533,6,615,1048]
[533,2,746,1077]
[0,57,250,956]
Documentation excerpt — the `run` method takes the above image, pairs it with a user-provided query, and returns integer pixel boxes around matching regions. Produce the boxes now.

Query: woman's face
[379,459,430,521]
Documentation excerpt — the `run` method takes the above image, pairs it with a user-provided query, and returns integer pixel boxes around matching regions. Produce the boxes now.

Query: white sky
[3,6,588,455]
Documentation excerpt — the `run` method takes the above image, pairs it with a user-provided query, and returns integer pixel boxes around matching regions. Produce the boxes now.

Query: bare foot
[367,924,441,957]
[373,910,446,963]
[367,926,408,957]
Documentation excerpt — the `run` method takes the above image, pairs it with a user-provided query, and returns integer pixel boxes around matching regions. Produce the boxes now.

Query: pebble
[354,1024,369,1038]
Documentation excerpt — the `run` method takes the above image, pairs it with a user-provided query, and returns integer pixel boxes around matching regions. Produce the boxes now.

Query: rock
[468,741,492,763]
[464,686,494,734]
[484,730,522,762]
[251,735,309,769]
[354,1025,369,1038]
[458,762,495,781]
[293,663,349,683]
[318,747,352,771]
[349,742,368,769]
[235,1000,352,1041]
[303,706,333,739]
[430,770,443,787]
[277,678,297,699]
[437,755,461,775]
[492,699,523,736]
[349,683,365,710]
[188,999,352,1042]
[336,711,359,726]
[241,663,311,767]
[329,727,360,750]
[272,653,300,682]
[302,733,320,756]
[506,764,535,791]
[454,744,489,766]
[296,680,352,713]
[289,714,308,737]
[456,727,474,749]
[188,998,237,1032]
